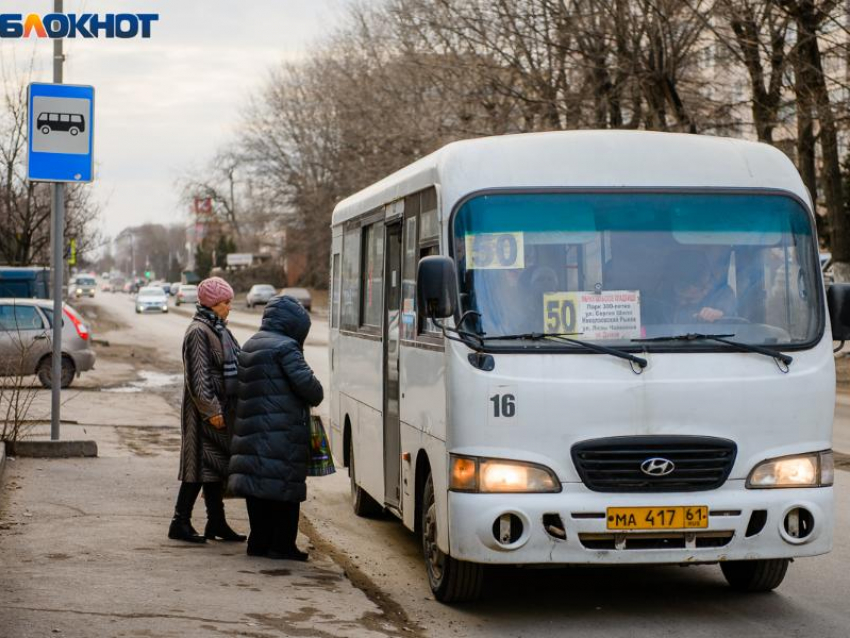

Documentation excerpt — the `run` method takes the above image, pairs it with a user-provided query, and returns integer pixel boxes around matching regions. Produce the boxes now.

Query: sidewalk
[0,394,412,638]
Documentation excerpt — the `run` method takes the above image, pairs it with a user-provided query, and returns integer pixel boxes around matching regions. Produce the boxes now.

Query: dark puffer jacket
[228,296,323,502]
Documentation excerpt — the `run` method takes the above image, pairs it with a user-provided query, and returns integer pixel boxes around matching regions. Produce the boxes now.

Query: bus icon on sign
[37,112,85,136]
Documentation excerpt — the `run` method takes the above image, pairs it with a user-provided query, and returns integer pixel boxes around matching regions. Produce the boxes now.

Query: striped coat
[178,312,238,483]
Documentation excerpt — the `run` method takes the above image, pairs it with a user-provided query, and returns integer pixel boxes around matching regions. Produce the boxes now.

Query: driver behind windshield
[649,251,736,324]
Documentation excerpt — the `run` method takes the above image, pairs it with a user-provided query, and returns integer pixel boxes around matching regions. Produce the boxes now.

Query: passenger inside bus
[644,251,736,324]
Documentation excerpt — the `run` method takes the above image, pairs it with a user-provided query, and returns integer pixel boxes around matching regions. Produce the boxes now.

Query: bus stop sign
[27,83,95,183]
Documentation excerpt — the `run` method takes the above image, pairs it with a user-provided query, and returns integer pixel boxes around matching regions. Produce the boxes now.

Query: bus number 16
[490,394,516,418]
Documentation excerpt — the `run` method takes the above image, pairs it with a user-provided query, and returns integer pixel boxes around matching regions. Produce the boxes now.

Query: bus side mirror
[827,283,850,340]
[417,256,457,319]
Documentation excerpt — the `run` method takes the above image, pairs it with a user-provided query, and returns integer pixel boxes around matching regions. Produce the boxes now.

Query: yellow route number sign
[544,290,641,340]
[465,232,524,270]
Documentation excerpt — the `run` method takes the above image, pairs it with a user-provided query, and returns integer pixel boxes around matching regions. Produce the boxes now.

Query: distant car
[135,286,169,314]
[170,282,181,296]
[122,281,133,294]
[246,284,276,308]
[110,278,125,293]
[175,284,198,306]
[280,287,312,312]
[69,275,96,298]
[101,282,112,292]
[0,299,95,388]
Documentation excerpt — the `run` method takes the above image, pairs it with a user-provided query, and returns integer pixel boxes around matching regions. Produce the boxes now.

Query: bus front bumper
[447,482,833,565]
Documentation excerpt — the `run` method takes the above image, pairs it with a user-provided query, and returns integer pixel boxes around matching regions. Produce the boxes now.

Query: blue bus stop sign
[27,83,95,183]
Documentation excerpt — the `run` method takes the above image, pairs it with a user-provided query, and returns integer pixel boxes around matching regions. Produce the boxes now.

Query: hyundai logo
[640,457,675,477]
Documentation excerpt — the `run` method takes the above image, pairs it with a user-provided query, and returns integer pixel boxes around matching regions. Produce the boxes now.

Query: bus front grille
[571,436,737,493]
[579,531,734,551]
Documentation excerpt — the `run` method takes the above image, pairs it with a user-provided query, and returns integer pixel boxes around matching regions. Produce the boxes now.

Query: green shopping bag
[307,414,336,476]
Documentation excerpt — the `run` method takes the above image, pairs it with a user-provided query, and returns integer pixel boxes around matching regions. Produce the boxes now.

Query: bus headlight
[450,454,561,493]
[747,451,834,488]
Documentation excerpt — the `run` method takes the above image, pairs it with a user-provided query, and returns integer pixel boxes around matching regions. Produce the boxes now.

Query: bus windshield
[453,192,821,348]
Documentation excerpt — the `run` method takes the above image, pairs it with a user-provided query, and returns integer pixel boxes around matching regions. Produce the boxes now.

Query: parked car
[68,275,96,298]
[175,284,198,306]
[0,299,95,388]
[135,286,169,314]
[280,287,312,312]
[169,282,181,296]
[0,267,50,299]
[246,284,276,308]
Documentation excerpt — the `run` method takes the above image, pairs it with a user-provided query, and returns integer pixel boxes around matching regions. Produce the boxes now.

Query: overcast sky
[3,0,344,241]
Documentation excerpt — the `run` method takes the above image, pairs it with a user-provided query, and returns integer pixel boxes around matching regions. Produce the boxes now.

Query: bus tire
[349,435,381,517]
[421,472,483,603]
[720,559,789,592]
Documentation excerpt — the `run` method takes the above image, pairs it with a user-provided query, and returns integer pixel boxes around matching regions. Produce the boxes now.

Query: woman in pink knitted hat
[168,276,245,544]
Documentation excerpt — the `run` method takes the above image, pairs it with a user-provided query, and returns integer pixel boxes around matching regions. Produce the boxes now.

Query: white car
[175,285,199,306]
[246,284,276,308]
[135,286,169,314]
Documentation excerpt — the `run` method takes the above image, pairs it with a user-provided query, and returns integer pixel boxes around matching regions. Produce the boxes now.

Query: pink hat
[197,277,234,308]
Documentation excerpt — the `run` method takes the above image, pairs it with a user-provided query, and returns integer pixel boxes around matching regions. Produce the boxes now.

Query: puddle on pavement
[104,371,182,394]
[116,425,182,456]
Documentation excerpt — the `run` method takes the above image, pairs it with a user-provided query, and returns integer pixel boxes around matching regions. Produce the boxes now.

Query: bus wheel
[421,472,483,603]
[69,127,79,136]
[720,559,789,592]
[41,126,50,134]
[349,435,381,517]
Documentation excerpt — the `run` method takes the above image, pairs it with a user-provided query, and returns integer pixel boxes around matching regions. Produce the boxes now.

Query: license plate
[606,506,708,530]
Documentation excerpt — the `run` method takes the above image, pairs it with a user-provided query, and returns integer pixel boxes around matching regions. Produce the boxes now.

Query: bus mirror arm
[429,312,486,353]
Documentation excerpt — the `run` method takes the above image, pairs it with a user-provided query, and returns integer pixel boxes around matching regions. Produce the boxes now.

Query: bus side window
[341,227,361,329]
[401,196,419,341]
[360,222,384,329]
[418,187,441,337]
[331,253,341,329]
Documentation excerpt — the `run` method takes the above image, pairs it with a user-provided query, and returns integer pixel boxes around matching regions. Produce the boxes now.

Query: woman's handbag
[307,413,336,477]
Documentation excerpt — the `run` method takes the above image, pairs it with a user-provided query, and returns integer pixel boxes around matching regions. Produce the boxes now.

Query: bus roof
[331,130,810,227]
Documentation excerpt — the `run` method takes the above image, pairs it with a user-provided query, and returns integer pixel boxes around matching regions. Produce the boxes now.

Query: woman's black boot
[203,482,246,542]
[168,482,206,543]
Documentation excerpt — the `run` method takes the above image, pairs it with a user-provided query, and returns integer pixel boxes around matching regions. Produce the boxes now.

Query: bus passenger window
[331,253,341,329]
[401,214,417,340]
[341,228,361,329]
[361,223,384,328]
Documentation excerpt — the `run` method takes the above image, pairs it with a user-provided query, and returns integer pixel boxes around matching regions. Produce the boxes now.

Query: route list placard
[543,290,641,340]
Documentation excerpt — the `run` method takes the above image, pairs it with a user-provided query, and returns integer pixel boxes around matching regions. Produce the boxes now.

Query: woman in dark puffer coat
[228,295,323,561]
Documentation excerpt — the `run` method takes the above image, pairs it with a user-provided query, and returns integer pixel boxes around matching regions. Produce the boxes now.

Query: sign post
[27,82,95,441]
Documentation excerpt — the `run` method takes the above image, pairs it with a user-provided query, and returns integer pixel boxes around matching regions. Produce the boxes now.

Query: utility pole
[49,0,65,441]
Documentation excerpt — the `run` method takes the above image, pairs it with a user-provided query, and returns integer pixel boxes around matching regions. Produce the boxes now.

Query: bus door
[383,221,403,508]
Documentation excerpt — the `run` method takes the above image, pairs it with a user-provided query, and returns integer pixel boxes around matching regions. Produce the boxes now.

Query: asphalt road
[4,292,850,637]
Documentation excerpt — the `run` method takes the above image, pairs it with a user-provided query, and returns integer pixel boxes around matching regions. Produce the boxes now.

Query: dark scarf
[195,304,239,396]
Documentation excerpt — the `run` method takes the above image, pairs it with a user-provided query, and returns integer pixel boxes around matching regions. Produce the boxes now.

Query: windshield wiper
[481,332,647,369]
[632,333,793,367]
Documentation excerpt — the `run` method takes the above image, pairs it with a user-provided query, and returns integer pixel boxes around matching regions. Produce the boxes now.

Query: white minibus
[328,131,848,602]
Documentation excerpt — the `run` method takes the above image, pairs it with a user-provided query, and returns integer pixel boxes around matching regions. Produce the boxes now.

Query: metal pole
[50,0,64,441]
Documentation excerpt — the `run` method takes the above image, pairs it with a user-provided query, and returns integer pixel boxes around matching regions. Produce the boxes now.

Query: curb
[0,441,6,480]
[12,440,98,458]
